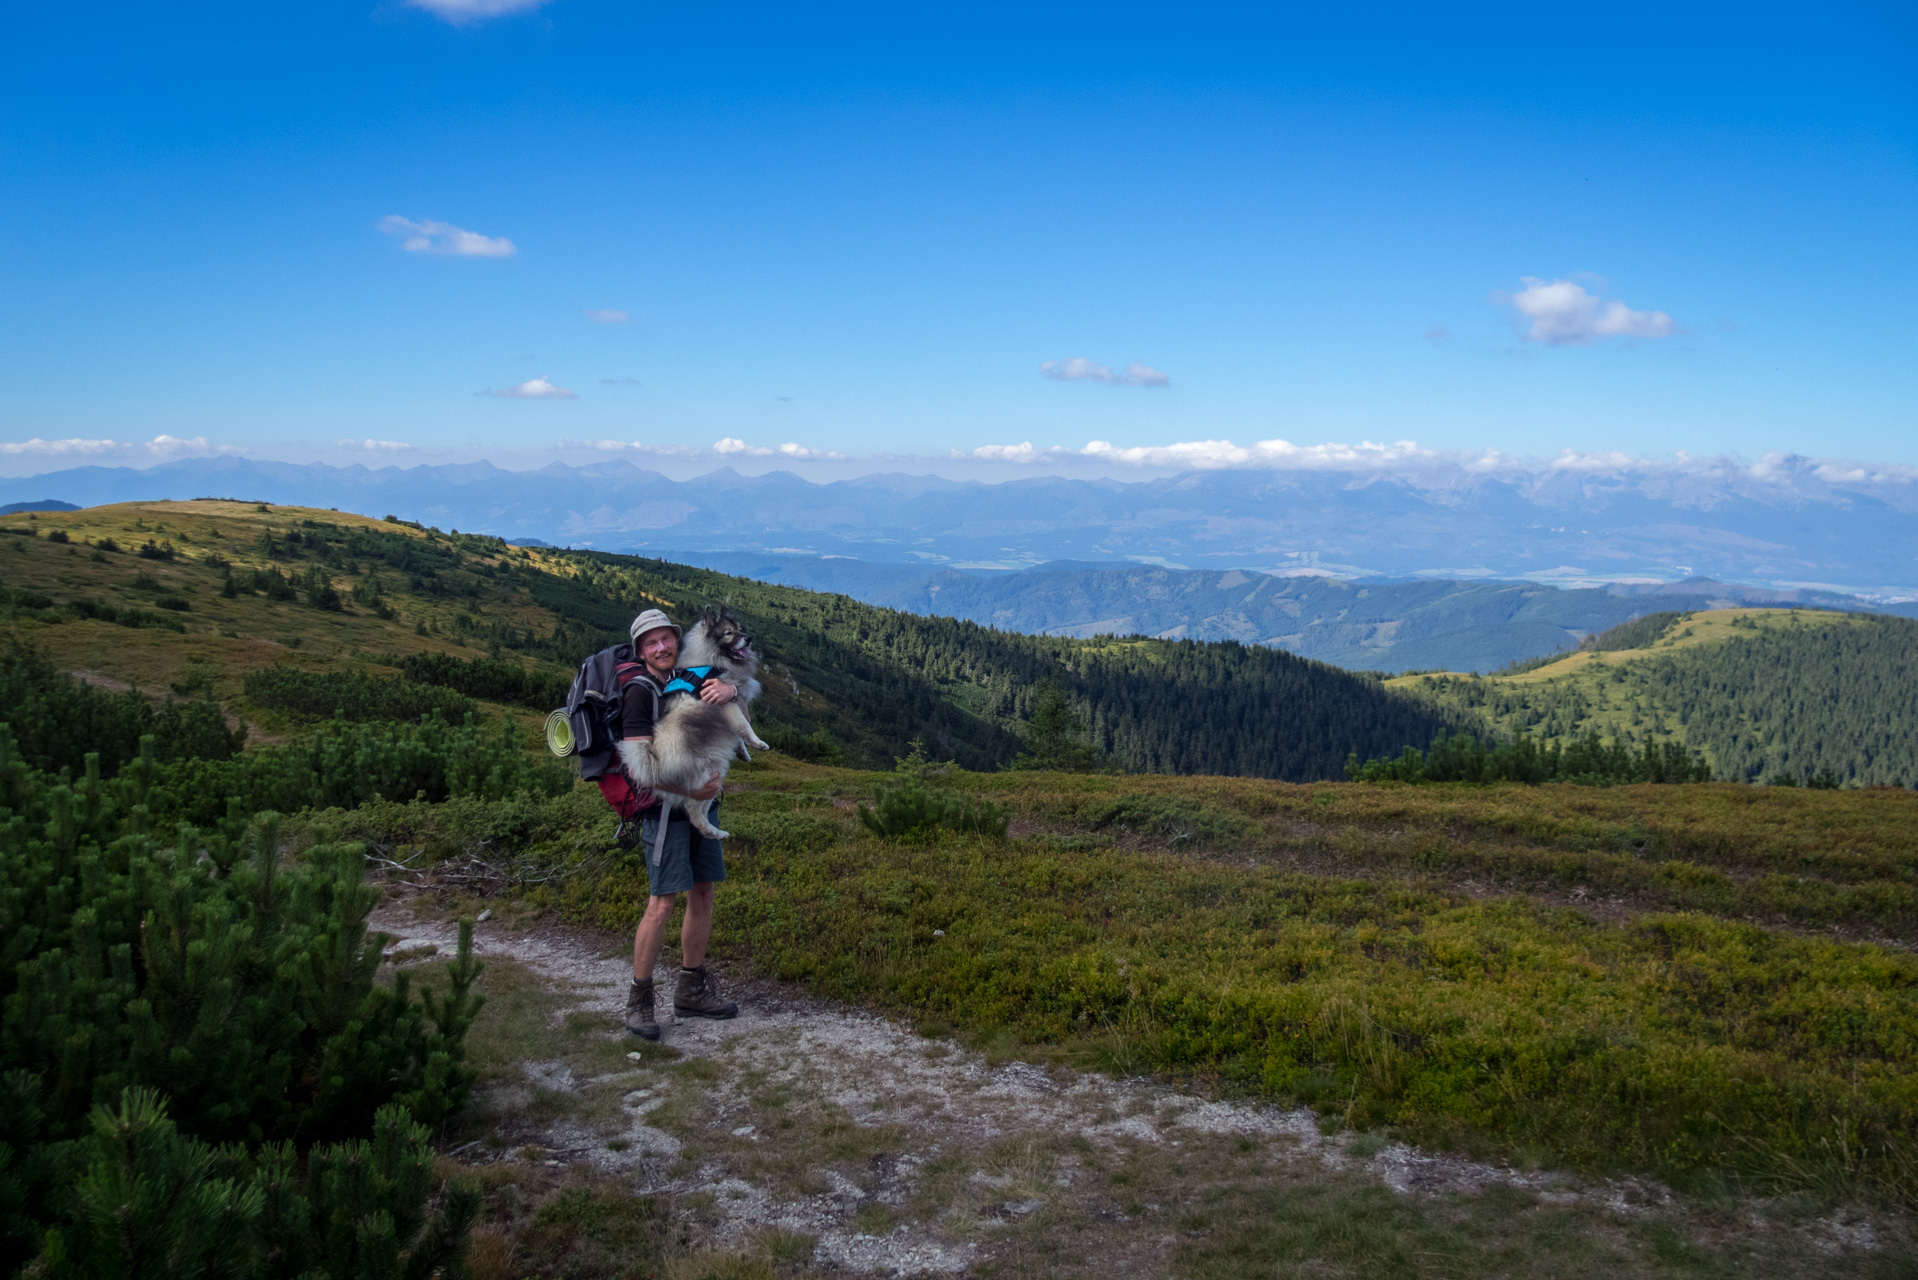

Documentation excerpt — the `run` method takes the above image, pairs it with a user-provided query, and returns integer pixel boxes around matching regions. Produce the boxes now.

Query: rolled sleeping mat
[545,709,576,756]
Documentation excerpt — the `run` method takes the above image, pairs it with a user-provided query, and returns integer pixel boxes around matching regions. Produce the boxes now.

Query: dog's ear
[701,604,722,628]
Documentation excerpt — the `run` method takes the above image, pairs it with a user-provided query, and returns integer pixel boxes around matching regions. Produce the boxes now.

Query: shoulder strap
[614,660,659,719]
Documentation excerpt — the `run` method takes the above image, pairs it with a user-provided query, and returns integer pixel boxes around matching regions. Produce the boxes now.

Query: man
[618,608,742,1040]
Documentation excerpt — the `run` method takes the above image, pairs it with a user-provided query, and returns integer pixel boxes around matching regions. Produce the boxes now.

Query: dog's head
[699,604,758,667]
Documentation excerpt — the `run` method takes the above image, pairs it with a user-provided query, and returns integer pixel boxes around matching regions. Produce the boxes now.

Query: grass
[356,757,1918,1207]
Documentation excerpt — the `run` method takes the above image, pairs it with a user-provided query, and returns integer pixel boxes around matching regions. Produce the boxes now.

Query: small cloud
[584,439,703,456]
[1041,357,1171,387]
[711,438,843,460]
[0,437,122,456]
[405,0,555,24]
[1497,277,1675,345]
[970,442,1054,464]
[600,377,643,386]
[584,308,630,325]
[0,435,229,459]
[337,438,414,453]
[378,215,516,258]
[1079,438,1432,469]
[483,376,576,399]
[1424,323,1453,343]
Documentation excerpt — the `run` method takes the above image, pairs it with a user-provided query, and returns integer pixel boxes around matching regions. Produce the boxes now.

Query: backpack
[564,643,657,782]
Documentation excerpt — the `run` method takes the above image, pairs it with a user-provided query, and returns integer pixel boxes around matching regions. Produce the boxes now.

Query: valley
[2,499,1916,1277]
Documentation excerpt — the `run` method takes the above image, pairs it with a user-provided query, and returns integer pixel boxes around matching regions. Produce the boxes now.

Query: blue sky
[1,1,1912,478]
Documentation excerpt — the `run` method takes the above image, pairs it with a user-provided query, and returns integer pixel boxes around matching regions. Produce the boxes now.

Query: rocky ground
[373,895,1909,1279]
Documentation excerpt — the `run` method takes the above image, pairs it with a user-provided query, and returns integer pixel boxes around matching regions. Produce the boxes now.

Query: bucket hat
[630,608,682,645]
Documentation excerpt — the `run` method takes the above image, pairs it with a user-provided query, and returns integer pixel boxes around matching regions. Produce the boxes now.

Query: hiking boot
[674,965,738,1019]
[624,978,661,1040]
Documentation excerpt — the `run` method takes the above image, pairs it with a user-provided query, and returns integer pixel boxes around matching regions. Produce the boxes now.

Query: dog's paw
[745,733,770,751]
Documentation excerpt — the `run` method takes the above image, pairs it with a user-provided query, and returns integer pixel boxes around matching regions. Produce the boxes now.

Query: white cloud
[711,438,844,460]
[405,0,555,24]
[0,435,227,459]
[1547,448,1643,472]
[585,439,703,457]
[1079,438,1433,469]
[1500,277,1676,345]
[584,309,630,325]
[378,215,516,258]
[969,442,1050,464]
[0,437,122,456]
[483,376,576,399]
[1040,357,1171,387]
[338,438,414,453]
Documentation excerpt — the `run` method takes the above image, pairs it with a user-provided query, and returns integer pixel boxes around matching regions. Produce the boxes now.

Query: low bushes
[709,789,1918,1202]
[0,726,485,1273]
[244,664,476,723]
[858,775,1009,840]
[1349,729,1714,785]
[157,711,572,826]
[0,644,244,777]
[398,651,571,711]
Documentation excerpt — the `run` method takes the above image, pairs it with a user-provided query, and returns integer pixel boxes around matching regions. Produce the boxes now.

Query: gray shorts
[640,803,727,898]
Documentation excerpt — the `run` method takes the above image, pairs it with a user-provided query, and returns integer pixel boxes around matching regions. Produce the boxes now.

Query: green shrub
[398,650,571,710]
[0,727,485,1272]
[35,1092,478,1280]
[765,726,845,764]
[65,596,187,632]
[1078,793,1255,846]
[0,644,244,778]
[244,665,476,723]
[858,775,1009,840]
[1348,730,1713,786]
[155,710,572,826]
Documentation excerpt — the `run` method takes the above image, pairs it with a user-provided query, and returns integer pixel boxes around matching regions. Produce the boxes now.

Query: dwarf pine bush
[244,664,477,724]
[858,775,1009,840]
[0,722,485,1275]
[156,710,571,826]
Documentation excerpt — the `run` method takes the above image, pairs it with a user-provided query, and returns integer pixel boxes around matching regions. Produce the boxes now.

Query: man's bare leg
[680,881,714,969]
[673,880,735,1018]
[632,893,679,983]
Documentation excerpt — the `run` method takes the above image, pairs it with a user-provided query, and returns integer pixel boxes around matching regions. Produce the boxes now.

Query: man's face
[638,626,679,673]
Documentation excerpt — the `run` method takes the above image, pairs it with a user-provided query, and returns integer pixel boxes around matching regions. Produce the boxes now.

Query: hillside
[0,500,1446,781]
[1391,608,1918,785]
[682,554,1906,673]
[7,454,1918,590]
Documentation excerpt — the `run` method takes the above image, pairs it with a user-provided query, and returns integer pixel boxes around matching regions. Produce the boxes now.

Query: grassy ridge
[318,758,1918,1203]
[0,501,1449,778]
[1395,608,1918,785]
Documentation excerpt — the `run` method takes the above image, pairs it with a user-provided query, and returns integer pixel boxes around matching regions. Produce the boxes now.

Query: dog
[621,605,768,856]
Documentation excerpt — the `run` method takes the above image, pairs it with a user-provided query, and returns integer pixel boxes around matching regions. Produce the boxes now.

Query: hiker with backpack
[561,608,742,1039]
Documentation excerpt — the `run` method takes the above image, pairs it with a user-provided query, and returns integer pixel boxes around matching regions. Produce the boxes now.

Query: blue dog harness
[661,665,715,697]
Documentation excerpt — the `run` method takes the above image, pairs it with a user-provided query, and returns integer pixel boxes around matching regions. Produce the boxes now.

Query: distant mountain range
[664,553,1918,673]
[2,454,1915,592]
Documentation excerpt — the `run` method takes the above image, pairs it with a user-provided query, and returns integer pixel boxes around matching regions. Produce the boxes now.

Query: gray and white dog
[619,605,768,850]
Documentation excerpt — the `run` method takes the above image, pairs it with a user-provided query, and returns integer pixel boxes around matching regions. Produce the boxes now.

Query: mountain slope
[0,501,1447,781]
[4,454,1917,588]
[673,552,1912,673]
[1391,609,1918,785]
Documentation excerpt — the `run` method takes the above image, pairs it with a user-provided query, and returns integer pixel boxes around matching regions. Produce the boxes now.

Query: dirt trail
[371,897,1899,1277]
